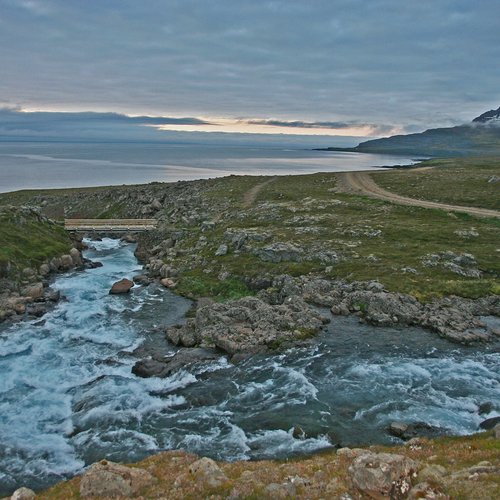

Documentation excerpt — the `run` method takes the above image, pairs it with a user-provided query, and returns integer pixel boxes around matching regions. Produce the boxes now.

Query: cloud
[0,1,499,131]
[0,108,211,140]
[244,119,397,135]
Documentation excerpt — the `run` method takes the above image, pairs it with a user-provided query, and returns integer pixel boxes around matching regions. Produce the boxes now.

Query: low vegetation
[373,157,500,210]
[0,206,72,280]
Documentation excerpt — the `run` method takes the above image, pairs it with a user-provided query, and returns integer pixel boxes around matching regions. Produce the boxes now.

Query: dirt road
[242,177,277,208]
[336,171,500,218]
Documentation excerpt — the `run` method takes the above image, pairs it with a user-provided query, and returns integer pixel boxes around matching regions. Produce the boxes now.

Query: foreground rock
[348,452,419,498]
[79,460,155,498]
[165,296,329,357]
[109,278,134,294]
[28,430,500,499]
[189,457,228,488]
[10,488,35,500]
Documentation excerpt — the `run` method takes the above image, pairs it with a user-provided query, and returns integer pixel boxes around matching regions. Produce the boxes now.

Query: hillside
[323,107,500,157]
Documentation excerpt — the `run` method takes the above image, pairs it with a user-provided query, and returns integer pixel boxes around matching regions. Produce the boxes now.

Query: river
[0,239,498,495]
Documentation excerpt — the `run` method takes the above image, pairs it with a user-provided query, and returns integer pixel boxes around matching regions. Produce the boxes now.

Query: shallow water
[0,240,498,495]
[0,141,418,192]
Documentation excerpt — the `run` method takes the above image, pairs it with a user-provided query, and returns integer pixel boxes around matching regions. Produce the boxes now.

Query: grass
[373,157,500,210]
[176,271,254,301]
[0,207,72,280]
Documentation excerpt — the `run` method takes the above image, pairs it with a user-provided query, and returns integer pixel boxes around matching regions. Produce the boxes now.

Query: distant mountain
[324,107,500,157]
[472,106,500,123]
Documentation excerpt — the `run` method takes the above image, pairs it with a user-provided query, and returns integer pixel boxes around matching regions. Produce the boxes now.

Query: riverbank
[0,206,89,323]
[31,429,499,499]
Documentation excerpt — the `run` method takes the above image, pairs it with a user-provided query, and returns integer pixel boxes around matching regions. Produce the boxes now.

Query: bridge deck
[64,219,158,232]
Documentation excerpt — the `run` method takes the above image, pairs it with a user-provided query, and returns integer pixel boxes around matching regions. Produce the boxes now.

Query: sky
[0,0,499,141]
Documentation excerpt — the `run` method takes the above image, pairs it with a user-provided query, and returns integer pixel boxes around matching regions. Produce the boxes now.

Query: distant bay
[0,141,418,193]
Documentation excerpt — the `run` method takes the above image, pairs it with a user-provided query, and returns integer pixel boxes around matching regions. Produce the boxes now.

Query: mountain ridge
[323,106,500,157]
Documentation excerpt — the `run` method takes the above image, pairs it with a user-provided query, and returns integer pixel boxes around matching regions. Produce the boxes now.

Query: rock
[109,278,134,294]
[69,247,82,266]
[49,257,61,272]
[417,464,447,484]
[164,296,328,356]
[26,303,49,317]
[292,425,306,439]
[151,198,162,210]
[264,482,297,498]
[389,422,409,439]
[159,264,172,278]
[85,259,103,269]
[121,233,137,243]
[478,401,494,415]
[215,244,228,256]
[39,263,50,276]
[60,254,74,270]
[79,460,155,498]
[10,487,36,500]
[133,274,151,285]
[388,422,445,441]
[408,482,448,499]
[337,447,366,459]
[188,457,227,488]
[45,288,60,302]
[256,242,303,263]
[132,348,219,378]
[494,423,500,439]
[348,452,419,499]
[479,416,500,430]
[160,278,176,288]
[21,282,44,300]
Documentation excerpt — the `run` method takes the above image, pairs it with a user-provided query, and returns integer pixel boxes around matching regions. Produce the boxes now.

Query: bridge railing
[64,219,159,232]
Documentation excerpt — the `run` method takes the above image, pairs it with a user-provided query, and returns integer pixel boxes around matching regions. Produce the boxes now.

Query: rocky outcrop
[255,242,303,263]
[165,296,329,357]
[348,452,419,499]
[259,275,500,344]
[79,460,155,498]
[109,278,134,294]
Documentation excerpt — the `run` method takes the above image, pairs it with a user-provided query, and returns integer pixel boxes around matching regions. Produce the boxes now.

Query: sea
[0,141,419,193]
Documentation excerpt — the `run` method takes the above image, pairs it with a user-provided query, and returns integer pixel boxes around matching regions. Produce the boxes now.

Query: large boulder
[70,247,82,266]
[188,457,227,488]
[10,487,36,500]
[80,460,155,498]
[109,278,134,294]
[60,254,74,270]
[348,452,419,499]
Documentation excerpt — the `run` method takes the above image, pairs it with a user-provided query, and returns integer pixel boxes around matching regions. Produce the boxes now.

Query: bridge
[64,219,159,232]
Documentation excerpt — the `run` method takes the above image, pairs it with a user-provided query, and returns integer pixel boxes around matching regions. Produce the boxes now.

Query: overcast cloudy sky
[0,0,499,138]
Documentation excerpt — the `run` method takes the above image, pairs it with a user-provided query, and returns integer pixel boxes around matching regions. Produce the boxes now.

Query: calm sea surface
[0,141,418,193]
